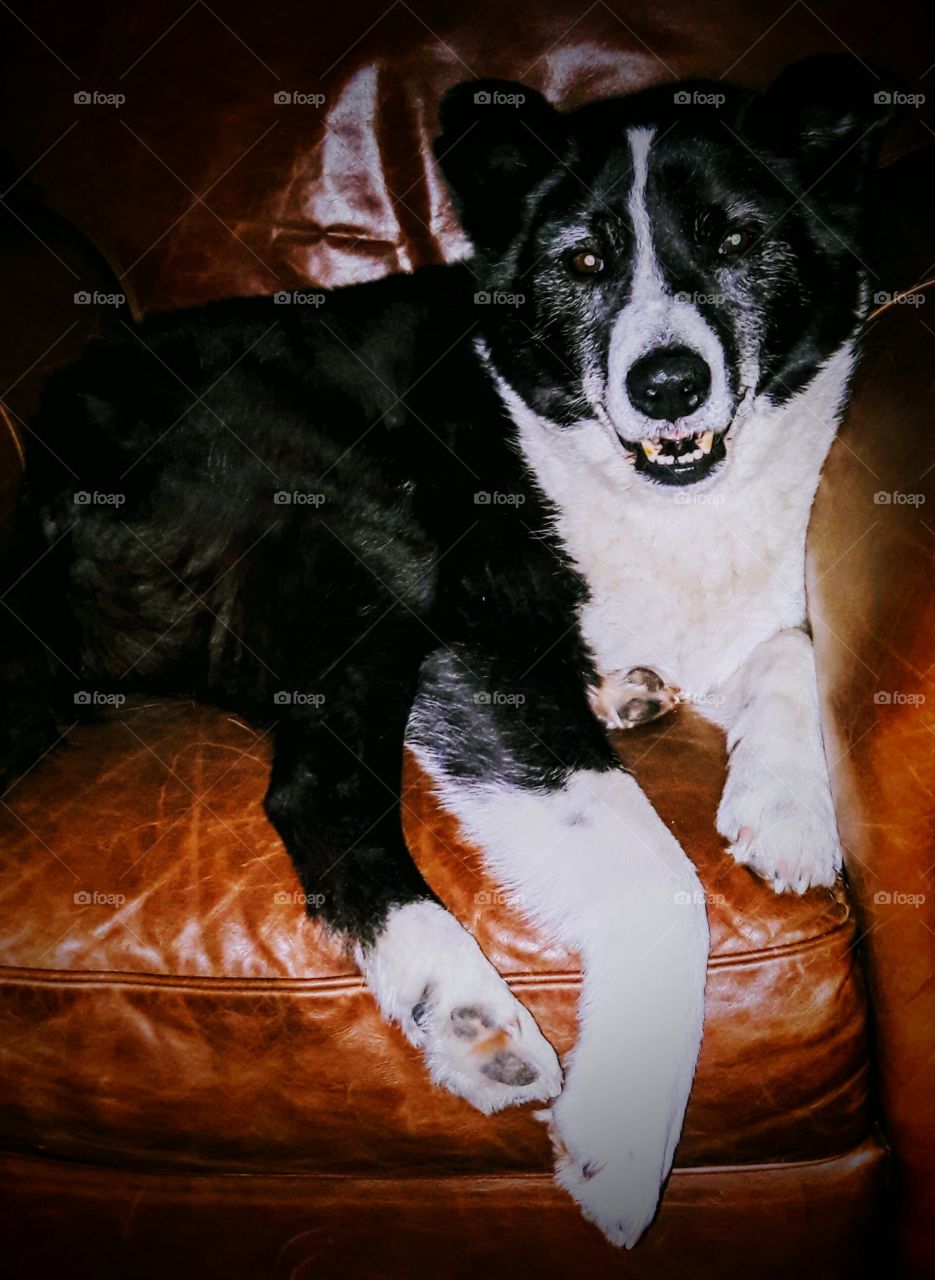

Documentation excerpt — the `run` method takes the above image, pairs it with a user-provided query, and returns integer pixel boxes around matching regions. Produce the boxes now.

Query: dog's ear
[743,54,903,175]
[434,79,568,252]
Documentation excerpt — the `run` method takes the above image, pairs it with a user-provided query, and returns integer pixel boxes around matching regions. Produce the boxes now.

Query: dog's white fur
[407,761,709,1248]
[602,128,747,443]
[387,126,853,1248]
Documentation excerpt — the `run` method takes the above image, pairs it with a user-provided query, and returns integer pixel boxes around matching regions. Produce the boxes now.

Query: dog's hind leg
[407,643,709,1248]
[263,607,561,1115]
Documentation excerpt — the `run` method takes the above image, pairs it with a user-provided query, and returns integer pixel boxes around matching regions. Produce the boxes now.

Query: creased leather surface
[0,1141,888,1280]
[0,699,870,1174]
[808,289,935,1277]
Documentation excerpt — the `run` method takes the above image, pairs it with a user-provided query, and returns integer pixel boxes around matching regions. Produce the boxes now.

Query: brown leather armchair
[0,3,933,1276]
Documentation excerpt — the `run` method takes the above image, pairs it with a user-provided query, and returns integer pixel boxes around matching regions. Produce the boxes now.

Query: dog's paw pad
[589,667,679,731]
[450,1005,494,1039]
[415,993,562,1113]
[481,1048,539,1086]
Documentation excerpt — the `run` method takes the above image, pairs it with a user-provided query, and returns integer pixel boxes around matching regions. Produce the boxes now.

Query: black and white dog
[1,55,897,1246]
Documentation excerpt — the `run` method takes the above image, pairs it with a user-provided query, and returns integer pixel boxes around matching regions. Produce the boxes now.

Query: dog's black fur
[1,56,897,947]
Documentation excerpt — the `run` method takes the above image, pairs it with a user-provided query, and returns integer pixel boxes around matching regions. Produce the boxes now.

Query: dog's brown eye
[718,226,755,261]
[568,250,605,276]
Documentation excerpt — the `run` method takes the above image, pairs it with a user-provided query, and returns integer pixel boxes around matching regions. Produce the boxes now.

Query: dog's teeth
[657,454,674,465]
[690,448,703,461]
[640,439,660,461]
[697,431,714,455]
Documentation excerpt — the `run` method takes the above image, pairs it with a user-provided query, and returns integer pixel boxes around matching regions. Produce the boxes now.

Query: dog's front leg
[409,647,709,1247]
[715,626,842,893]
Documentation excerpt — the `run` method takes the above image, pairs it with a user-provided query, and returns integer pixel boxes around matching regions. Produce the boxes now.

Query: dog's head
[435,57,900,487]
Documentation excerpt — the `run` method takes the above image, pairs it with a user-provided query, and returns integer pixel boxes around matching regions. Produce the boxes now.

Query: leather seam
[0,920,857,991]
[0,1136,886,1182]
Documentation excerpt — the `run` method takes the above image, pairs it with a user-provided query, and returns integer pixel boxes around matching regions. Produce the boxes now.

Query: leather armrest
[807,284,935,1275]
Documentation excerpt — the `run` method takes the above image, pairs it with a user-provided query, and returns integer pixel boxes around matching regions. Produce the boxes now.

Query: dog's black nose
[626,347,711,421]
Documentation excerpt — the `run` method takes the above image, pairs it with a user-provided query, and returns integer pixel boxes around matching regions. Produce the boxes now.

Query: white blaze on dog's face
[597,126,753,484]
[435,58,900,491]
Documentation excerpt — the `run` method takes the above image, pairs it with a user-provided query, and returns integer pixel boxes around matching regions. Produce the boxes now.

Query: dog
[0,54,898,1247]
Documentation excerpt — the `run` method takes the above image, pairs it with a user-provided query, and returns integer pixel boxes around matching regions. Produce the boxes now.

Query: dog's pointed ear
[434,79,569,252]
[743,54,903,175]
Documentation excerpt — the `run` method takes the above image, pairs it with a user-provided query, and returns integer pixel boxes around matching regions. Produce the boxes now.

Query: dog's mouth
[624,427,728,486]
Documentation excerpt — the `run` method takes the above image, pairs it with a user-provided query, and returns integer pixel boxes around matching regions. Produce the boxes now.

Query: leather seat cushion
[0,697,871,1174]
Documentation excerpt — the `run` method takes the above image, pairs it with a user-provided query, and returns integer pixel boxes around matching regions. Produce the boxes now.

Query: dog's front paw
[717,757,842,893]
[589,667,680,731]
[547,1079,672,1248]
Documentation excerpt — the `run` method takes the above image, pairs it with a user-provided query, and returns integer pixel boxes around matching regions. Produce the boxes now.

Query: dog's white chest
[568,496,802,695]
[499,350,852,698]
